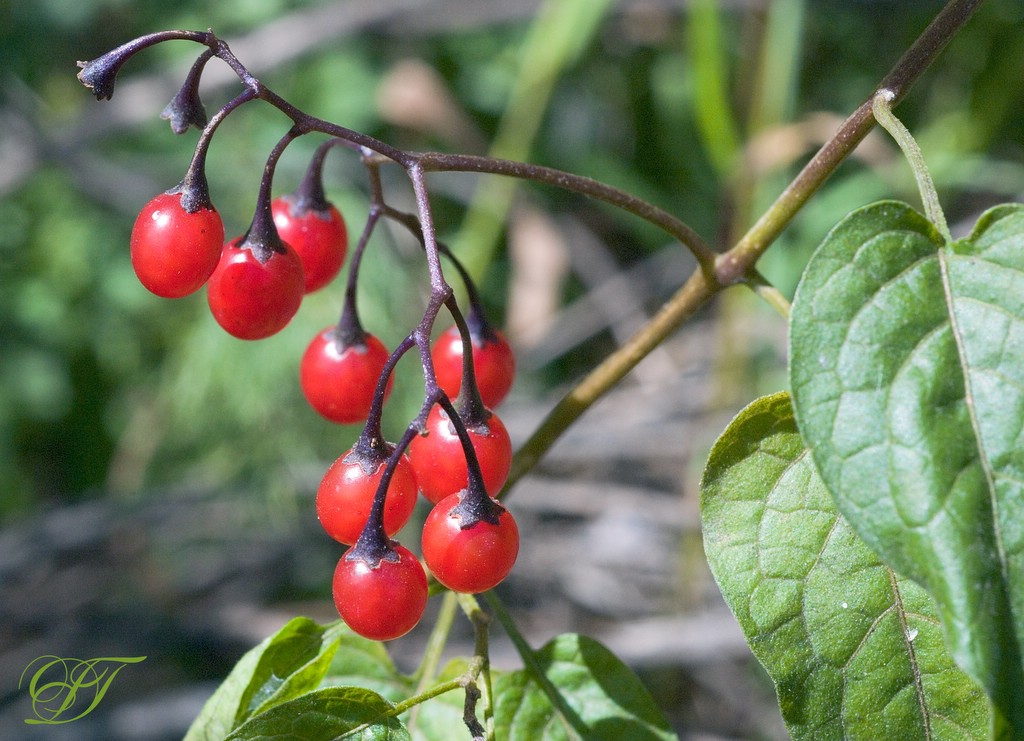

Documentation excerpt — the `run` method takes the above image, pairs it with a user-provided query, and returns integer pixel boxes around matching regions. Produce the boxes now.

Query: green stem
[871,90,952,241]
[502,269,713,494]
[484,592,588,739]
[412,591,459,687]
[405,591,459,734]
[342,640,489,739]
[752,280,792,319]
[339,676,465,737]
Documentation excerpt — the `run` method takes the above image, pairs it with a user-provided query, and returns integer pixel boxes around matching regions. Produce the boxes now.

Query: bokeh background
[2,0,1023,738]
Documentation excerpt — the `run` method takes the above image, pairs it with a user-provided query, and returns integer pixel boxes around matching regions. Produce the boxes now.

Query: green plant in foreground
[75,0,1024,737]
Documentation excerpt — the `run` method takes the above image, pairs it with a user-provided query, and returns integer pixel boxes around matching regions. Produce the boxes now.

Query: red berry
[206,237,305,340]
[421,492,519,593]
[271,195,348,294]
[432,325,515,408]
[317,449,419,545]
[130,192,225,298]
[300,329,393,424]
[332,544,428,641]
[407,405,512,504]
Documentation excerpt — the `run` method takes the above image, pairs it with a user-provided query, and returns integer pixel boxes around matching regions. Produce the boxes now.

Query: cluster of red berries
[128,152,519,643]
[84,28,522,643]
[128,165,347,339]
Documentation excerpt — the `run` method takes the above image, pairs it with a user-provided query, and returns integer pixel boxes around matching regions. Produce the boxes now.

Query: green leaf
[185,617,343,741]
[225,686,409,741]
[321,627,412,703]
[700,392,990,739]
[789,200,1024,733]
[492,633,677,741]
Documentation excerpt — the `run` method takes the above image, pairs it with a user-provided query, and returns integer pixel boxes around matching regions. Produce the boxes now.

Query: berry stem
[374,203,498,405]
[347,426,419,567]
[347,333,419,562]
[358,333,416,450]
[242,126,302,263]
[77,29,213,100]
[445,298,489,427]
[331,200,379,347]
[161,49,212,134]
[177,87,256,212]
[293,138,349,213]
[434,393,504,528]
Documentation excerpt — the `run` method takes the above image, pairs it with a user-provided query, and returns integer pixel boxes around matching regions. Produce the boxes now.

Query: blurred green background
[3,0,1023,522]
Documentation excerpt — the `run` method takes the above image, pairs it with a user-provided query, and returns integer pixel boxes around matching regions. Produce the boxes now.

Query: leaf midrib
[935,246,1010,603]
[887,567,932,741]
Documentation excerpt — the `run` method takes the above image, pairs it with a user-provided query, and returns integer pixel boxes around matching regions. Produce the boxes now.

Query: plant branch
[500,0,983,495]
[484,592,589,738]
[418,152,719,272]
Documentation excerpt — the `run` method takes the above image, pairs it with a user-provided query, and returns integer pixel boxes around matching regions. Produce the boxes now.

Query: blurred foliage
[2,0,1023,520]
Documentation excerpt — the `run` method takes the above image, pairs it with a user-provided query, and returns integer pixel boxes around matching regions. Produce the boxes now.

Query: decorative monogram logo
[19,655,147,724]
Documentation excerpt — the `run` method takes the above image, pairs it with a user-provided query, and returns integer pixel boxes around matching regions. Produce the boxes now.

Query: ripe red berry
[317,449,419,545]
[332,544,428,641]
[421,492,519,593]
[432,325,515,408]
[130,192,225,298]
[407,405,512,504]
[300,329,393,424]
[271,195,348,294]
[206,237,305,340]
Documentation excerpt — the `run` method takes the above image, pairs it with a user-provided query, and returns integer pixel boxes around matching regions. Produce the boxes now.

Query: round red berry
[317,450,419,545]
[421,492,519,593]
[432,325,515,408]
[332,544,428,641]
[300,329,393,424]
[130,192,225,298]
[407,405,512,504]
[206,237,305,340]
[271,195,348,294]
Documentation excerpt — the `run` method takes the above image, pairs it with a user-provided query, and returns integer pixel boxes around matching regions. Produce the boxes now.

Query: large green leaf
[492,633,677,741]
[225,686,409,741]
[701,392,989,738]
[789,201,1024,733]
[185,617,343,740]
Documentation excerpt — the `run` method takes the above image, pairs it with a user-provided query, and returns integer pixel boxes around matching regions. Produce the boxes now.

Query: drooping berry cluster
[79,30,520,642]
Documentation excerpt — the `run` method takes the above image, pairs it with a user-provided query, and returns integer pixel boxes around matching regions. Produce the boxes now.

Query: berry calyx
[129,191,225,298]
[300,327,393,424]
[421,490,519,593]
[206,236,305,339]
[407,404,512,504]
[271,195,348,294]
[332,543,428,640]
[317,444,418,545]
[432,324,515,408]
